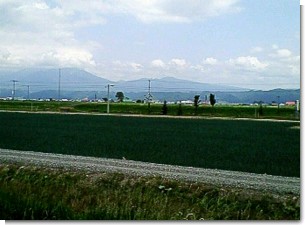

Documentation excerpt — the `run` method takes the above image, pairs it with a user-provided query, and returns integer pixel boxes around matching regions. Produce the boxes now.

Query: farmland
[0,100,299,120]
[0,108,300,220]
[0,111,300,177]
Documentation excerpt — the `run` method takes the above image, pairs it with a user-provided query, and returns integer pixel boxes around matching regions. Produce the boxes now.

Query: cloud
[227,56,269,71]
[270,48,292,58]
[272,44,279,49]
[112,61,143,72]
[268,47,299,76]
[39,48,96,67]
[151,59,166,68]
[92,50,299,90]
[169,58,188,68]
[130,62,143,71]
[0,0,242,71]
[250,47,264,53]
[111,0,241,23]
[202,57,218,65]
[0,1,299,90]
[0,0,100,69]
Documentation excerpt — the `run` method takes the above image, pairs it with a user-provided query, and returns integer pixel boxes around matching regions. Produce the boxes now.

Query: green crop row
[0,164,300,220]
[0,111,300,177]
[0,100,299,120]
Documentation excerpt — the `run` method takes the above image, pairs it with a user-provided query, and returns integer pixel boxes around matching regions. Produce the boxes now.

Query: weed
[0,165,299,220]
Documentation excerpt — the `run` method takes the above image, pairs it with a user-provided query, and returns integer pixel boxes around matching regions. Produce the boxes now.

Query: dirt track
[0,148,300,195]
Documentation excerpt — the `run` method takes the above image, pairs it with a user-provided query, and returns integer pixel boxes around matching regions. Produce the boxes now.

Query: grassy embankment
[0,164,300,220]
[0,111,300,177]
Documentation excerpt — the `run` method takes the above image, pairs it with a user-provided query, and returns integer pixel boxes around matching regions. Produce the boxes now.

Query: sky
[0,0,301,90]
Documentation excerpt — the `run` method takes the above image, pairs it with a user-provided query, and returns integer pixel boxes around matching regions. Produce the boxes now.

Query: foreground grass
[0,164,300,220]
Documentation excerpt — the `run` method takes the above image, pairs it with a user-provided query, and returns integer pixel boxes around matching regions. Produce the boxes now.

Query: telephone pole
[145,80,153,113]
[23,85,30,100]
[58,68,61,101]
[277,95,280,113]
[106,84,114,114]
[11,80,18,100]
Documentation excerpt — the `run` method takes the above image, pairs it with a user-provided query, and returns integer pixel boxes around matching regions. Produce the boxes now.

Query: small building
[180,100,193,105]
[123,97,134,103]
[285,101,296,106]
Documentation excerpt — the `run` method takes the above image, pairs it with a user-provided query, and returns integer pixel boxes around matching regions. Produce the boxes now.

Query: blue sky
[0,0,301,90]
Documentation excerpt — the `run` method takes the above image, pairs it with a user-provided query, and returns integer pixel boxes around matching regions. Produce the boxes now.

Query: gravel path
[0,148,299,195]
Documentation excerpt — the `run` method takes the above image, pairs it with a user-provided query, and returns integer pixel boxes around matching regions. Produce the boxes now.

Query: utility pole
[58,68,61,101]
[107,84,114,114]
[145,79,153,113]
[23,85,30,100]
[148,79,151,109]
[11,80,18,100]
[277,95,280,113]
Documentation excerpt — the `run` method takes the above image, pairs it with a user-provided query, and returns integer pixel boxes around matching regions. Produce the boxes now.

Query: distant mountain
[0,68,112,92]
[117,76,249,93]
[0,68,250,94]
[0,68,300,103]
[210,89,300,104]
[122,89,300,104]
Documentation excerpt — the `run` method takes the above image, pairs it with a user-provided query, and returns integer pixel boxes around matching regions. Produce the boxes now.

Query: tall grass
[0,112,300,177]
[0,164,300,220]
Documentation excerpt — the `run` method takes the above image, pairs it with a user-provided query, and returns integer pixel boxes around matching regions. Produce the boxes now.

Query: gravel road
[0,148,300,195]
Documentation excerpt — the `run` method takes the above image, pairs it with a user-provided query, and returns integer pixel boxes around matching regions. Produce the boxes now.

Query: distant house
[123,97,134,103]
[285,101,296,106]
[271,101,278,106]
[180,100,193,105]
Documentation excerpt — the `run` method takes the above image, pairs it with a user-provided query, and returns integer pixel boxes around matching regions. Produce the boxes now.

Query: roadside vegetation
[0,164,300,220]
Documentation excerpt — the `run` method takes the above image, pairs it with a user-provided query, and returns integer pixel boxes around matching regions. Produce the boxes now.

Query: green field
[0,111,300,177]
[0,100,299,120]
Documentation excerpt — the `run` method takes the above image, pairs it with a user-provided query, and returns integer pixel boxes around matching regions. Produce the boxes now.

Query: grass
[0,111,300,177]
[0,164,300,220]
[0,100,299,120]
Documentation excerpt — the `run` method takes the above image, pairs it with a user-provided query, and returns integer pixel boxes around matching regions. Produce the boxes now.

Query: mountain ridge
[0,68,300,103]
[0,68,249,93]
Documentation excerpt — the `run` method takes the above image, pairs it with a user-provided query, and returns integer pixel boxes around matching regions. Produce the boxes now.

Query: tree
[210,94,216,107]
[258,102,263,116]
[162,100,168,115]
[177,102,183,116]
[194,95,200,115]
[115,92,124,102]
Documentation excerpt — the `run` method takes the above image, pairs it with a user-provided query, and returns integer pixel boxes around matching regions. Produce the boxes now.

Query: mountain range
[0,68,300,104]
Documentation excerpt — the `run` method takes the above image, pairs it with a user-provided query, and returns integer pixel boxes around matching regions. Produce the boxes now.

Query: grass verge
[0,164,300,220]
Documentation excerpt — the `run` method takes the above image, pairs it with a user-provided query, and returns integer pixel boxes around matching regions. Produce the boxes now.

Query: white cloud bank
[145,50,299,90]
[0,0,300,90]
[227,56,269,71]
[0,0,242,70]
[112,0,241,23]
